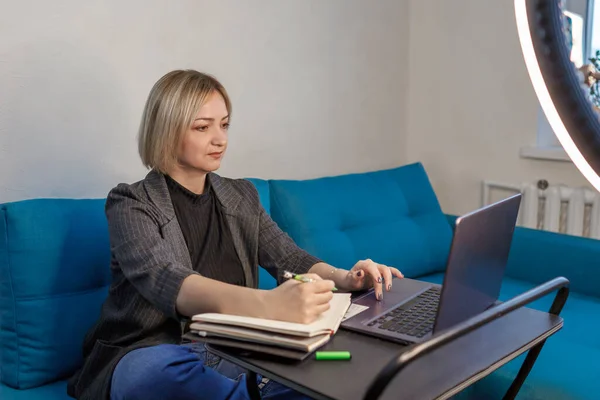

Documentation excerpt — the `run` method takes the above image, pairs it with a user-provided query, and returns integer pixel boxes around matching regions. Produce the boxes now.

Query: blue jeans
[110,342,311,400]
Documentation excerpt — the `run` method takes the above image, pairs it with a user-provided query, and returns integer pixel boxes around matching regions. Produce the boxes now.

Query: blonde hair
[137,70,232,173]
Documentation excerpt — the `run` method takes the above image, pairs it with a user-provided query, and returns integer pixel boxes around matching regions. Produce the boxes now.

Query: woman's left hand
[342,259,404,301]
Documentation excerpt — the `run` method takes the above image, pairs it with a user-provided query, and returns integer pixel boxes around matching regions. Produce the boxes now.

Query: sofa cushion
[420,273,599,399]
[0,199,111,389]
[268,163,453,277]
[0,380,70,400]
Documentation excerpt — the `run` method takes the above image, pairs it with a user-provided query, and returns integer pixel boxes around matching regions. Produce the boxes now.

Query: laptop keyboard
[367,287,441,338]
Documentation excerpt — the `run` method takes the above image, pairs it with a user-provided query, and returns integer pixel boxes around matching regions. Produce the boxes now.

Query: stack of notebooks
[184,293,352,360]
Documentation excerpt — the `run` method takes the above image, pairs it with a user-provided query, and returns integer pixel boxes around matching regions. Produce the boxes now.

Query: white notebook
[190,293,352,338]
[190,323,332,352]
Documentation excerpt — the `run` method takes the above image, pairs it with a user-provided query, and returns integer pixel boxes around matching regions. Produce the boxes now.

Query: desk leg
[246,371,262,400]
[502,285,567,400]
[502,340,546,400]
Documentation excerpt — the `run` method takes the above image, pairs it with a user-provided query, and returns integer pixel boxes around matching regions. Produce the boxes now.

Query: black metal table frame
[242,276,569,400]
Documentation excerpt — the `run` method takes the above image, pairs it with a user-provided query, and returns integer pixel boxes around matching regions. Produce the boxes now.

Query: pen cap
[315,351,351,360]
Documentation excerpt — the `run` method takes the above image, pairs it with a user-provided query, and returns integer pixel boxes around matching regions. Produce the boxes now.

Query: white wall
[0,0,409,202]
[405,0,593,215]
[3,0,592,212]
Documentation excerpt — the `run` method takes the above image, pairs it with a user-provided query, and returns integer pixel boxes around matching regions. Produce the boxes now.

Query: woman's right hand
[266,274,335,324]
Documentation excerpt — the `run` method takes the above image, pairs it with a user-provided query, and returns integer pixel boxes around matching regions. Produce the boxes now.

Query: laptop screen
[433,194,521,333]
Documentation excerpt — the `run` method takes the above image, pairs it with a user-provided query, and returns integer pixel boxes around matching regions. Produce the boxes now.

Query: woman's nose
[212,129,227,146]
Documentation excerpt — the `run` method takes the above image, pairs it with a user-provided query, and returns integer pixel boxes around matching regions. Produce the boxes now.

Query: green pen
[283,271,338,291]
[315,351,352,361]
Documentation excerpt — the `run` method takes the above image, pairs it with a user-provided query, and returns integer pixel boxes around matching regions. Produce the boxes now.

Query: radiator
[482,180,600,239]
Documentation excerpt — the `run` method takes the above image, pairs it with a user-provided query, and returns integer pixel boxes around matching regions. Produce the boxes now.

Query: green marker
[315,351,351,361]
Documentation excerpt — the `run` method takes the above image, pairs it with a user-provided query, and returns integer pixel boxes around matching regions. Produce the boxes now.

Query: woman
[67,70,404,400]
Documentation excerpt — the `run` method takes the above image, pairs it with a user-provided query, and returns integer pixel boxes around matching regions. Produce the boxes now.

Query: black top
[165,174,246,286]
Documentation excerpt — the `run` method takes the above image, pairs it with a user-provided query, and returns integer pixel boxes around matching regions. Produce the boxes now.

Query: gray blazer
[67,170,321,400]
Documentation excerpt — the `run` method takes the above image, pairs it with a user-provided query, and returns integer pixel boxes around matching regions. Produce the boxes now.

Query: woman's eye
[222,123,230,130]
[196,126,209,132]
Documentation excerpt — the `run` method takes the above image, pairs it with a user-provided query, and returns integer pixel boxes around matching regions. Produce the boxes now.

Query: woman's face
[177,91,230,174]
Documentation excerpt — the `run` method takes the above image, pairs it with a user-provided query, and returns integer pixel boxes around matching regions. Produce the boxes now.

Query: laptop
[340,193,521,345]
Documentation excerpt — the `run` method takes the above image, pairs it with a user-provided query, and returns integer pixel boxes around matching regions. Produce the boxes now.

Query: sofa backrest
[267,163,453,278]
[0,180,277,389]
[0,163,451,389]
[0,199,111,389]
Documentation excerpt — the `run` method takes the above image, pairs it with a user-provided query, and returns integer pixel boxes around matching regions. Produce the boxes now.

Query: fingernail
[377,277,382,283]
[387,284,392,291]
[377,293,383,301]
[356,270,363,277]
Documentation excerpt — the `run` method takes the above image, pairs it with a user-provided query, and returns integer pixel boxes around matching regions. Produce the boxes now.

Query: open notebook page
[191,293,351,337]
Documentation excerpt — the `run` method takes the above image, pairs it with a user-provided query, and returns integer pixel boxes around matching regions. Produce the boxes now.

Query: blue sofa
[1,162,598,399]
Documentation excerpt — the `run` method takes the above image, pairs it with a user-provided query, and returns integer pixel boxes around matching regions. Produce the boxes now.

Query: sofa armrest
[505,227,600,298]
[445,213,600,298]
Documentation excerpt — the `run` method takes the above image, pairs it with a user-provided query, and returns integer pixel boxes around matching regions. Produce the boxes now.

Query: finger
[350,259,373,281]
[377,265,393,292]
[311,290,334,306]
[390,267,404,279]
[312,302,331,316]
[302,302,331,324]
[309,279,335,293]
[362,261,383,300]
[345,268,366,289]
[300,273,323,281]
[350,268,367,280]
[278,279,302,289]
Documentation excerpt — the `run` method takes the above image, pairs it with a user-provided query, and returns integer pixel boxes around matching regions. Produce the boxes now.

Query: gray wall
[405,0,591,215]
[0,0,410,202]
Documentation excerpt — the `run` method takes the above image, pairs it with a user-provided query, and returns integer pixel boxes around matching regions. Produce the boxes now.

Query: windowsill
[519,146,572,162]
